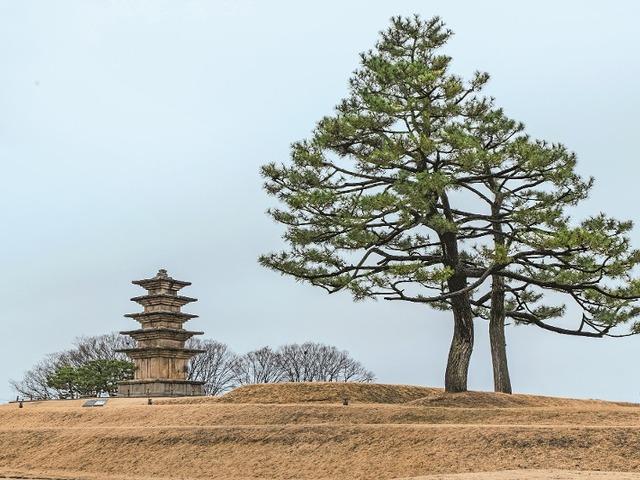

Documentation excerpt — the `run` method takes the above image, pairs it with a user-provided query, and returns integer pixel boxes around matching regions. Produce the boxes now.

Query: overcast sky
[1,0,639,403]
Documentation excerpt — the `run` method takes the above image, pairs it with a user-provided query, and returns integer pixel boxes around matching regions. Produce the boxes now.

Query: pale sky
[1,0,639,402]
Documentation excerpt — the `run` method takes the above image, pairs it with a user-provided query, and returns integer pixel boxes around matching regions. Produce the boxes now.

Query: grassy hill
[1,383,640,480]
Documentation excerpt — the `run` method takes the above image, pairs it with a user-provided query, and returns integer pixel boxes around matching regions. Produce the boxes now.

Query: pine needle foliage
[260,15,640,390]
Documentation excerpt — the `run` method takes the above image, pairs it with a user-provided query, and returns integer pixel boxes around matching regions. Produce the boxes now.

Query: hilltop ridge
[1,383,640,480]
[160,382,636,407]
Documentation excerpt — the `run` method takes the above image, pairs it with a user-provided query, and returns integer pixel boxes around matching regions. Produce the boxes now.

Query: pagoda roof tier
[120,328,204,340]
[116,347,205,358]
[132,269,191,293]
[125,311,198,320]
[130,293,197,307]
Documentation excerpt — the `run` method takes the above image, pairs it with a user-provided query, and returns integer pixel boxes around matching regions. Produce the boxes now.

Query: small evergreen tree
[47,360,134,398]
[75,360,135,396]
[46,366,78,399]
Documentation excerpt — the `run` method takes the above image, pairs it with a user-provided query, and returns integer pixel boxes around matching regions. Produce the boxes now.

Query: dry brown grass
[160,382,637,408]
[2,383,640,480]
[405,390,636,408]
[162,382,441,405]
[401,472,640,479]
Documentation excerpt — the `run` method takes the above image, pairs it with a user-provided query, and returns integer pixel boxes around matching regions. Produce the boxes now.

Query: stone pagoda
[117,269,205,397]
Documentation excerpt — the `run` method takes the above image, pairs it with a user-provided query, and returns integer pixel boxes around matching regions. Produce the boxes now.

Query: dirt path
[3,422,640,431]
[400,471,640,479]
[3,470,640,480]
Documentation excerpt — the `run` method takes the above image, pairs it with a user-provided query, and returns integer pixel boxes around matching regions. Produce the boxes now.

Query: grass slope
[1,383,640,480]
[163,382,441,405]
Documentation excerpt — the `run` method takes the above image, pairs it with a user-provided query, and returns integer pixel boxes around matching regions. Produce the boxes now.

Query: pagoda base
[117,379,204,397]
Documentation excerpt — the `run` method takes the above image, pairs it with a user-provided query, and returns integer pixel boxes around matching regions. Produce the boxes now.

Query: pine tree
[260,15,640,392]
[452,106,640,392]
[47,360,134,398]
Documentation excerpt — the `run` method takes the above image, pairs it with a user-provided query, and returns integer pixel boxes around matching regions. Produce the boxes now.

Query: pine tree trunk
[444,286,474,393]
[489,275,512,394]
[488,194,512,394]
[439,218,474,393]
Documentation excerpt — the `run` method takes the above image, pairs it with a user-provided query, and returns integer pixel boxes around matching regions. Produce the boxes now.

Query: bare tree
[339,355,375,383]
[10,332,135,400]
[9,355,60,400]
[58,333,134,367]
[276,343,315,382]
[186,338,239,395]
[11,334,375,399]
[277,343,374,383]
[232,347,284,385]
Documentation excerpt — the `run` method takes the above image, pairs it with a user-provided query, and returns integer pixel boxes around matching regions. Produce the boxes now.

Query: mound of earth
[161,382,440,405]
[159,382,635,408]
[406,390,635,408]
